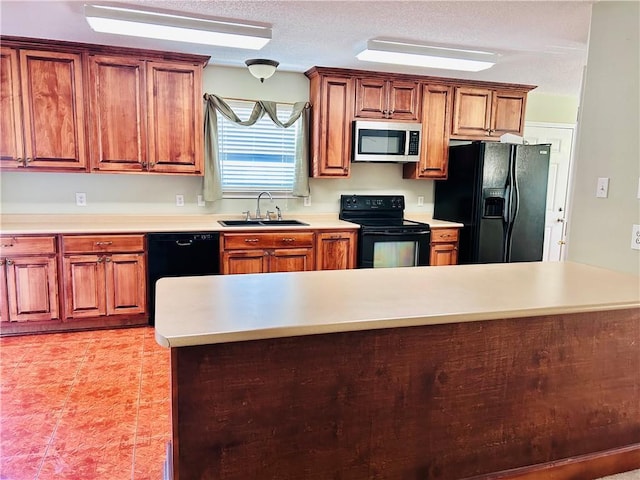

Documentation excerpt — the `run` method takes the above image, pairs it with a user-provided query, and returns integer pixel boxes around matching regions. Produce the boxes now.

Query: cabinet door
[0,260,9,323]
[387,80,420,120]
[63,254,106,319]
[147,61,203,174]
[354,77,387,118]
[430,243,459,266]
[451,87,492,138]
[0,47,24,169]
[309,74,353,177]
[5,255,59,322]
[491,91,527,137]
[222,250,268,275]
[89,55,147,172]
[19,49,87,170]
[105,253,146,315]
[269,248,314,273]
[404,84,451,179]
[315,232,357,270]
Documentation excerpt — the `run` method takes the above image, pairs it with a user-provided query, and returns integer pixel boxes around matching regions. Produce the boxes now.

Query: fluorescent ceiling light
[357,39,497,72]
[85,4,271,50]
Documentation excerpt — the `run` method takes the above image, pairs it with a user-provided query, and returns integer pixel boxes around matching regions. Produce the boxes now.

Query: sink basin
[218,219,309,227]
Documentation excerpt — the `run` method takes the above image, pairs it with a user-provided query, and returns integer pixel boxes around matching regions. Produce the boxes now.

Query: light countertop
[154,261,640,348]
[0,213,462,234]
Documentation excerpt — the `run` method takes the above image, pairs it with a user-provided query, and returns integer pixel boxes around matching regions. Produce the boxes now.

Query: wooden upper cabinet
[147,61,203,175]
[307,70,354,177]
[403,83,452,180]
[451,86,527,140]
[0,48,87,171]
[354,77,420,120]
[0,47,24,169]
[88,55,147,172]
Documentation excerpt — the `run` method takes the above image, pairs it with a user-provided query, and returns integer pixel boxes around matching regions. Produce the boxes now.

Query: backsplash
[0,163,435,216]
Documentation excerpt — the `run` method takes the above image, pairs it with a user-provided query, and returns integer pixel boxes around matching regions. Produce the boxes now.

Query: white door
[523,123,576,262]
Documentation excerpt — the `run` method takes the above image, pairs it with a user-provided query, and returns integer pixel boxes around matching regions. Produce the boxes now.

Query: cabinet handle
[105,257,112,262]
[97,256,104,263]
[281,238,295,242]
[95,241,113,246]
[6,259,13,266]
[329,235,342,239]
[244,239,259,243]
[141,161,148,168]
[25,157,32,163]
[149,162,156,168]
[16,158,25,165]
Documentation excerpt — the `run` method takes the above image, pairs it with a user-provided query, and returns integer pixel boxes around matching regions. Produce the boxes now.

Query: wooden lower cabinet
[430,228,460,266]
[221,232,315,275]
[315,230,357,270]
[62,235,146,320]
[0,236,59,325]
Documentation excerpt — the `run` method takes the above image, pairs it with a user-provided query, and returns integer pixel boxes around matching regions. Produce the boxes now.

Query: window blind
[218,99,298,193]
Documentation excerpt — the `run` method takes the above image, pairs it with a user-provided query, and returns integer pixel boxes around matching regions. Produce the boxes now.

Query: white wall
[566,1,640,275]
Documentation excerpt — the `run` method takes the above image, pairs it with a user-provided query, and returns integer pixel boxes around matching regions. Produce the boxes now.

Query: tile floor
[0,326,170,480]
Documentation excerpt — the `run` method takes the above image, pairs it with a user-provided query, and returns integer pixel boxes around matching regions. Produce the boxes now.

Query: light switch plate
[175,194,184,207]
[632,225,640,250]
[417,195,424,206]
[596,177,609,198]
[197,195,206,207]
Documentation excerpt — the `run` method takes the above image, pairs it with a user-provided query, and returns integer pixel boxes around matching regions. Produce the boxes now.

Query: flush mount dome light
[357,38,497,72]
[84,4,271,49]
[245,59,279,82]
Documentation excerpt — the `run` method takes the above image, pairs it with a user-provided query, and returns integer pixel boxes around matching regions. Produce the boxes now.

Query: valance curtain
[203,93,311,202]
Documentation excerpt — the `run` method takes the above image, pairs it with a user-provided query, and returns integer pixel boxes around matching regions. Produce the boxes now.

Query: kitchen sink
[218,219,309,227]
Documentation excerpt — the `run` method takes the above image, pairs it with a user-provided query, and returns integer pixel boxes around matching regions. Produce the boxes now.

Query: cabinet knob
[141,162,148,168]
[149,162,156,168]
[25,157,32,163]
[282,238,295,242]
[6,259,14,266]
[97,256,104,263]
[105,257,112,262]
[16,158,25,165]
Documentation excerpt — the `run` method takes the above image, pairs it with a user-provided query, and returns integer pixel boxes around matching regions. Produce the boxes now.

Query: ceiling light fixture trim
[245,59,279,83]
[84,4,271,50]
[357,38,498,72]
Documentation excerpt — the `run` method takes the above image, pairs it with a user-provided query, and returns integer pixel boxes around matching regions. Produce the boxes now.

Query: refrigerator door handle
[504,148,519,261]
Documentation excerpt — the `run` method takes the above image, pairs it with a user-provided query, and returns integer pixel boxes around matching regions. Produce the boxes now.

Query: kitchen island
[155,262,640,480]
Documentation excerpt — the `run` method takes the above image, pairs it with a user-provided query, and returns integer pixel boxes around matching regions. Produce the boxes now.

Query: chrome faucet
[255,191,273,219]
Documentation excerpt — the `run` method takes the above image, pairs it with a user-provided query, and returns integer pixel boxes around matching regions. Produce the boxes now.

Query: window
[217,99,298,194]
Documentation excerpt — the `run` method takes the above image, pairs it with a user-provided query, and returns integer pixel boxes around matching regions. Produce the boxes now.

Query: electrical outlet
[632,225,640,251]
[175,194,184,207]
[596,177,609,198]
[75,192,87,207]
[417,195,424,206]
[197,195,206,207]
[303,196,311,207]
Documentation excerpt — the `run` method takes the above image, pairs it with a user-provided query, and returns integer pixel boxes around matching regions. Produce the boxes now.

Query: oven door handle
[364,230,430,236]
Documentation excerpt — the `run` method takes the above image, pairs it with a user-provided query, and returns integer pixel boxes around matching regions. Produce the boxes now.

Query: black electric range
[339,194,431,268]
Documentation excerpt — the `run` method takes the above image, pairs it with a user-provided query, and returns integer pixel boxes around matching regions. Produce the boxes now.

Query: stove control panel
[340,194,405,211]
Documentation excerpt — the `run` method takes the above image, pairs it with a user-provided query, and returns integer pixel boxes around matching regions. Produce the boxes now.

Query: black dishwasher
[147,232,220,325]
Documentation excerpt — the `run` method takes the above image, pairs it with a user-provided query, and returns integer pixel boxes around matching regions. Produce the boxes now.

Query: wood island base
[168,308,640,480]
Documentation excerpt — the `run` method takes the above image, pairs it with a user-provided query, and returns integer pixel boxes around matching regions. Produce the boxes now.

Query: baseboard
[464,443,640,480]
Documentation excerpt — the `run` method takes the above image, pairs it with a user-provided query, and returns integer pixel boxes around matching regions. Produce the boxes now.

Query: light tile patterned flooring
[0,327,170,480]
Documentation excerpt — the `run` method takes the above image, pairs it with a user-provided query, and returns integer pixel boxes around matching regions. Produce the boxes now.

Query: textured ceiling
[0,0,593,95]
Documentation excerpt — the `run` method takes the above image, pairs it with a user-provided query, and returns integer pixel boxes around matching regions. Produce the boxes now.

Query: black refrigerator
[434,142,550,264]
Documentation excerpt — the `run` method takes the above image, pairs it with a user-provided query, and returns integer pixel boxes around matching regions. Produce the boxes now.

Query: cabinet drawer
[0,235,56,255]
[223,232,315,250]
[62,235,145,253]
[430,228,459,243]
